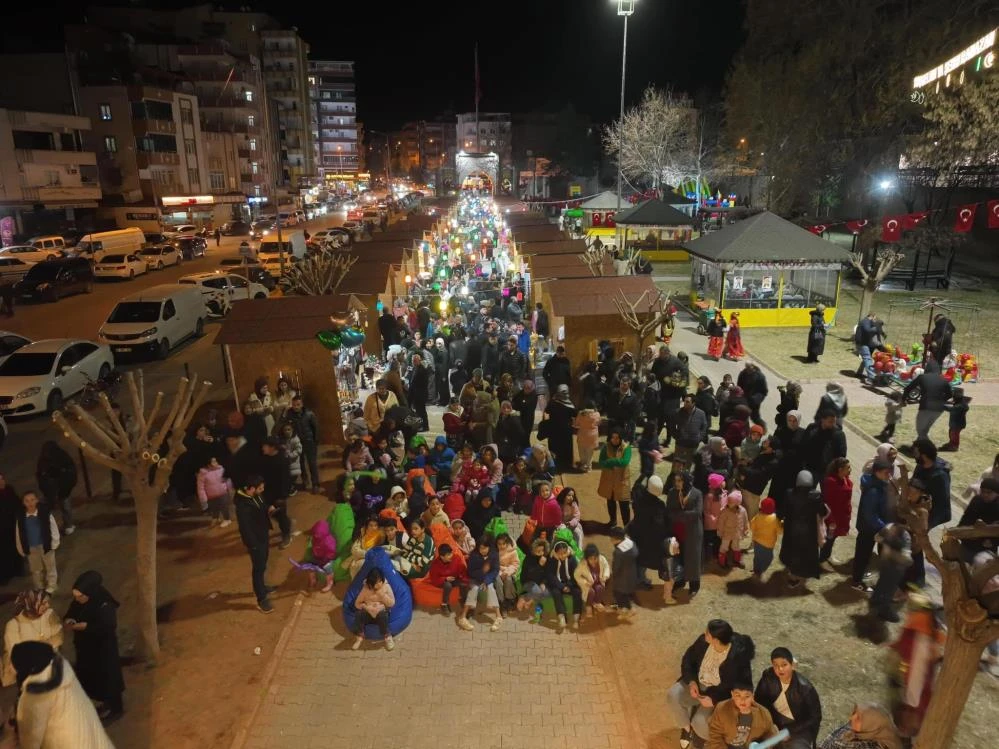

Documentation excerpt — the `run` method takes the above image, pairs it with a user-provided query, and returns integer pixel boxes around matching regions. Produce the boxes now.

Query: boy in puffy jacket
[197,456,232,527]
[717,490,749,568]
[428,543,468,613]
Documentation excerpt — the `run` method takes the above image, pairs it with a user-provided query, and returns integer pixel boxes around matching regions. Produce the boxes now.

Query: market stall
[611,199,696,262]
[682,211,851,328]
[576,191,625,242]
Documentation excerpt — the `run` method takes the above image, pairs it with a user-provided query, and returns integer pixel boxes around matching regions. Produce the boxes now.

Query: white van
[29,236,67,254]
[257,230,307,277]
[76,228,145,261]
[98,284,206,360]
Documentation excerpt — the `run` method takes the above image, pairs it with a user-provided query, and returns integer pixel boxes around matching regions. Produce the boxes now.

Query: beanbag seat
[443,492,466,521]
[342,547,413,638]
[410,576,463,608]
[327,503,356,582]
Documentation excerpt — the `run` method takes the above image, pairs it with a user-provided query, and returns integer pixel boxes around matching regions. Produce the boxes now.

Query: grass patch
[849,404,999,500]
[650,260,692,278]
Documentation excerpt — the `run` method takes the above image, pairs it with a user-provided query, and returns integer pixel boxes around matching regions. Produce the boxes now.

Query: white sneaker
[572,614,581,629]
[557,614,566,632]
[63,526,76,535]
[219,520,232,528]
[385,635,395,651]
[351,636,363,650]
[489,617,501,632]
[457,617,475,631]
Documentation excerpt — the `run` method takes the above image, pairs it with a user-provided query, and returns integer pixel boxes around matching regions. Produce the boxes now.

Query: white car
[0,256,34,284]
[177,271,270,316]
[164,224,197,238]
[138,245,182,270]
[94,253,149,280]
[0,339,114,415]
[0,331,31,367]
[0,245,64,264]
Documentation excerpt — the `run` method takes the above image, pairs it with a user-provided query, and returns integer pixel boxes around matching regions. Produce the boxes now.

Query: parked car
[0,338,115,415]
[277,212,298,227]
[0,245,64,263]
[94,253,148,280]
[170,235,207,260]
[143,232,168,245]
[164,224,197,237]
[29,236,68,254]
[178,271,270,316]
[0,256,34,284]
[98,284,206,360]
[221,220,250,236]
[218,258,274,289]
[0,332,32,366]
[139,245,182,270]
[15,257,94,303]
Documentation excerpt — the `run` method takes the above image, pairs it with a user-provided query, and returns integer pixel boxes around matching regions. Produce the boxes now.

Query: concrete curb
[228,592,307,749]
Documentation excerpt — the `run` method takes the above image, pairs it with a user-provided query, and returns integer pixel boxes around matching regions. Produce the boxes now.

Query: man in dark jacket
[284,396,320,492]
[260,437,293,549]
[903,360,951,439]
[542,346,572,392]
[802,411,847,480]
[220,430,256,494]
[851,459,892,592]
[498,336,527,382]
[910,438,952,586]
[432,338,450,405]
[737,363,769,427]
[408,354,431,432]
[512,380,539,437]
[606,376,642,442]
[377,308,398,356]
[533,302,550,340]
[673,393,709,457]
[667,619,756,747]
[480,333,501,382]
[234,475,276,613]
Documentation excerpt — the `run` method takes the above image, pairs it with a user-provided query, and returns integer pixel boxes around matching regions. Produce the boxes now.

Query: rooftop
[214,295,364,345]
[546,275,656,317]
[612,199,694,227]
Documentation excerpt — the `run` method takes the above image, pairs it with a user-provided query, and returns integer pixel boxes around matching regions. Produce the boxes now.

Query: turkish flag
[591,212,602,226]
[845,219,869,234]
[882,216,903,242]
[988,200,999,229]
[902,211,930,230]
[954,203,977,233]
[806,224,828,235]
[605,211,616,228]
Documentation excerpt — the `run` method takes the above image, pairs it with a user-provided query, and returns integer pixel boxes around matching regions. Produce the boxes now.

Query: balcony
[198,94,256,109]
[202,120,260,135]
[136,151,181,168]
[21,185,102,202]
[133,119,176,137]
[184,67,254,82]
[240,172,265,184]
[15,149,97,167]
[237,147,251,158]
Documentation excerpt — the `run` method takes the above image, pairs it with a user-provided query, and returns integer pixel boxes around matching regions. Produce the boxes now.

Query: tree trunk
[857,281,877,322]
[913,632,983,749]
[133,479,161,662]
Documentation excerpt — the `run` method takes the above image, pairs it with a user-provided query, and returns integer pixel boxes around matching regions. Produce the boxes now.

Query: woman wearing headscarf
[11,641,115,748]
[243,376,275,445]
[469,389,500,449]
[754,646,823,749]
[630,475,670,589]
[770,410,807,518]
[780,470,826,587]
[694,437,733,493]
[775,381,802,431]
[2,590,63,687]
[862,443,905,521]
[818,703,903,749]
[666,471,704,600]
[806,305,827,363]
[542,384,577,473]
[64,570,125,722]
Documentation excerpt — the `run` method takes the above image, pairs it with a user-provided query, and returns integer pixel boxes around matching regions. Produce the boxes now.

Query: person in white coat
[573,543,611,622]
[10,640,114,749]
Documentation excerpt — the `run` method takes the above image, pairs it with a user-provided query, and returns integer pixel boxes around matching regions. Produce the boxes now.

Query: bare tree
[280,252,358,296]
[899,469,999,749]
[603,87,697,193]
[850,247,904,321]
[612,288,674,352]
[578,246,609,277]
[52,372,212,662]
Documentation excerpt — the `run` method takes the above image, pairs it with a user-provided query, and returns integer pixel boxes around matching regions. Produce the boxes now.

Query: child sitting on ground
[610,526,638,616]
[350,567,396,651]
[428,543,468,613]
[717,490,749,568]
[574,543,610,622]
[517,538,551,622]
[750,497,782,578]
[345,438,374,472]
[292,520,338,592]
[458,535,502,632]
[546,540,583,632]
[386,485,409,519]
[454,454,490,500]
[558,487,584,549]
[421,494,451,529]
[494,533,521,614]
[450,518,476,556]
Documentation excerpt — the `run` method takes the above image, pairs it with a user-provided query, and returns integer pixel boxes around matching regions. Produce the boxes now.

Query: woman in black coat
[806,306,827,363]
[65,570,125,721]
[542,384,577,472]
[755,646,823,749]
[770,410,806,518]
[36,440,77,532]
[780,471,826,586]
[0,473,23,583]
[666,472,704,599]
[629,476,669,585]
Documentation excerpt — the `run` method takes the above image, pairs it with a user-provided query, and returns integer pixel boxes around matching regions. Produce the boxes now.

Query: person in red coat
[820,457,853,565]
[530,480,563,539]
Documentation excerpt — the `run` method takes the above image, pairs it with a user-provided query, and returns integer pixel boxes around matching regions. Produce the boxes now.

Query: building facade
[308,60,361,191]
[456,112,512,191]
[261,30,314,189]
[0,109,101,235]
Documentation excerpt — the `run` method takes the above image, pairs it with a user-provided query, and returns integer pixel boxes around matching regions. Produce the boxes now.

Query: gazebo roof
[681,211,852,263]
[214,295,365,345]
[612,199,694,227]
[578,191,624,210]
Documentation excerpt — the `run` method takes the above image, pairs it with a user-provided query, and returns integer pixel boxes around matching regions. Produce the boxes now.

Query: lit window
[251,162,259,175]
[244,90,253,102]
[104,135,117,153]
[249,138,257,151]
[99,104,112,121]
[247,114,255,127]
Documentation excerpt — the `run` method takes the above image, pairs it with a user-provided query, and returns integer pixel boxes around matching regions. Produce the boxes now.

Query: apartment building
[261,30,314,189]
[309,60,360,190]
[456,112,512,189]
[0,109,101,235]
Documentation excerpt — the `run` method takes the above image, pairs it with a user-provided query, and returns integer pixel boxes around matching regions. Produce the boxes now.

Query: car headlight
[15,387,41,399]
[139,327,158,337]
[37,283,49,290]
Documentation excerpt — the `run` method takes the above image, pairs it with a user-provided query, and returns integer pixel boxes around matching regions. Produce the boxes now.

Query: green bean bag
[327,503,356,582]
[552,527,583,560]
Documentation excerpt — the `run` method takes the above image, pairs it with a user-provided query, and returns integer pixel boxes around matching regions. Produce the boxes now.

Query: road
[0,212,347,490]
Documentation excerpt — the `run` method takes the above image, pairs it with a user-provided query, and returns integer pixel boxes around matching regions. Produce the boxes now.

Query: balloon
[316,330,342,350]
[341,326,366,349]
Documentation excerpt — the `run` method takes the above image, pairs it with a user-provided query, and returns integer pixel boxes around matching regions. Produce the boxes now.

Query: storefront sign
[0,217,14,247]
[126,212,158,221]
[161,195,215,207]
[913,27,997,89]
[761,276,773,291]
[569,184,581,197]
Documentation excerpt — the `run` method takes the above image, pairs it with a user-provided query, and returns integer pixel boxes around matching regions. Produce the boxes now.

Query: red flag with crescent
[988,200,999,229]
[845,219,869,234]
[806,224,828,235]
[954,204,977,233]
[882,216,903,242]
[902,211,930,230]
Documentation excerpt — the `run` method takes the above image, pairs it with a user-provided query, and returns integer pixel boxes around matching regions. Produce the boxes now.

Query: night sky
[8,1,745,130]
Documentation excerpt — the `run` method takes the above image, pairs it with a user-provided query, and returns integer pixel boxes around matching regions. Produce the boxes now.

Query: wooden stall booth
[682,211,851,328]
[214,295,366,448]
[337,263,396,352]
[612,199,696,262]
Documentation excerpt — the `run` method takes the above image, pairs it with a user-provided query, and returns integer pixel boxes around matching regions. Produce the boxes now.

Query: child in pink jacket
[197,456,232,527]
[494,533,521,613]
[702,473,726,561]
[573,408,601,472]
[351,567,397,651]
[717,490,749,568]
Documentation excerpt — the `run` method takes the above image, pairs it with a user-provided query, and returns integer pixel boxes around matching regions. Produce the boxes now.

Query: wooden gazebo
[612,199,696,262]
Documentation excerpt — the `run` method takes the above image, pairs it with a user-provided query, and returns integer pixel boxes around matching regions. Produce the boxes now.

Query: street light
[879,179,894,191]
[611,0,637,217]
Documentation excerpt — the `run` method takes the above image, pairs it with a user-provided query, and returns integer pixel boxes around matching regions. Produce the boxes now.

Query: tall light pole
[612,0,637,219]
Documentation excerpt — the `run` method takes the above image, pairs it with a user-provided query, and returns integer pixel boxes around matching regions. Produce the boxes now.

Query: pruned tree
[612,288,674,353]
[850,247,904,321]
[603,86,697,193]
[899,469,999,749]
[579,245,609,277]
[52,372,212,662]
[280,252,357,296]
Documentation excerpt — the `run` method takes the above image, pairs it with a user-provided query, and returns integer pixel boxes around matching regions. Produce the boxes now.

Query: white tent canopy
[577,190,625,210]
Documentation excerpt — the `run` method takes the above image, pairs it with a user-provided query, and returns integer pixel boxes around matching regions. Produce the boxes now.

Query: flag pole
[474,43,480,152]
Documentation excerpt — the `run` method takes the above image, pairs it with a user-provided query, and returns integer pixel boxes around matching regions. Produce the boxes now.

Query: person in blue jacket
[457,535,501,632]
[428,436,456,488]
[851,459,893,593]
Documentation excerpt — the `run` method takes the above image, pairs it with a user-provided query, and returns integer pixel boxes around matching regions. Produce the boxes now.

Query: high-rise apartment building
[261,30,313,189]
[308,60,360,190]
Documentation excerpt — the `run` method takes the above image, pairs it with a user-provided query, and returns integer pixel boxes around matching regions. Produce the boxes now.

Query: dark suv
[16,257,94,302]
[170,235,207,259]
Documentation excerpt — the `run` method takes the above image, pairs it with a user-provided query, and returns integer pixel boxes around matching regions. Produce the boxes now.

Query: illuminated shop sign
[913,27,996,89]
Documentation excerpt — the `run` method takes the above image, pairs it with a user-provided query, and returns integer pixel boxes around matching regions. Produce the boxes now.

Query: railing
[136,151,181,167]
[132,118,176,136]
[15,148,97,166]
[21,185,102,201]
